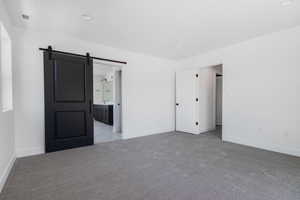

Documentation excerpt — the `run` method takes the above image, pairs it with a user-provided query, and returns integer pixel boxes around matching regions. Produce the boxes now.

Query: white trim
[16,147,44,158]
[123,128,174,139]
[198,128,217,135]
[223,136,300,158]
[0,154,15,193]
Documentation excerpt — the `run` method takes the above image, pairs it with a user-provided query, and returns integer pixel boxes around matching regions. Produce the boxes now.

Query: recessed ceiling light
[280,0,293,6]
[81,14,93,21]
[21,14,30,20]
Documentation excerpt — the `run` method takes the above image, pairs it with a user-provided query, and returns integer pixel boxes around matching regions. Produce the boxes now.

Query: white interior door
[176,69,198,134]
[113,70,122,133]
[198,68,216,132]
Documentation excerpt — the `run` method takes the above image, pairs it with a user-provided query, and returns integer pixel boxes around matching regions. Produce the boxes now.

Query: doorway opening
[93,61,122,143]
[214,65,223,138]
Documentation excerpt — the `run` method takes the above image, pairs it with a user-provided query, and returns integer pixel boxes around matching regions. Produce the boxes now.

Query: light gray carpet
[1,129,300,200]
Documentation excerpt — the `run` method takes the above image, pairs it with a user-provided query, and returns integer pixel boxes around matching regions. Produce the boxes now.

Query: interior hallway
[1,129,299,200]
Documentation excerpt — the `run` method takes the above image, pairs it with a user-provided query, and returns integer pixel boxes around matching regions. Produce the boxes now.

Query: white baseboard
[16,129,174,156]
[223,136,300,158]
[199,128,216,134]
[0,154,16,193]
[16,147,44,158]
[122,128,174,139]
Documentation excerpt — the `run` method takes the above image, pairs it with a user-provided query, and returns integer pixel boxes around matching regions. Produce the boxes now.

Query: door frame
[113,69,122,133]
[92,62,124,136]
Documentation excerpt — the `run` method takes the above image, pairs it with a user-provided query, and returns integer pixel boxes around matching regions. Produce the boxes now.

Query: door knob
[176,103,179,106]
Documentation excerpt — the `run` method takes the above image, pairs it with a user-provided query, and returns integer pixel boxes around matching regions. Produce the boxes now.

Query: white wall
[178,26,300,157]
[0,0,15,192]
[13,28,176,157]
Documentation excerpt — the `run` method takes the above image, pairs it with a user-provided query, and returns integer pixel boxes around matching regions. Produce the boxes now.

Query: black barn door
[44,51,94,153]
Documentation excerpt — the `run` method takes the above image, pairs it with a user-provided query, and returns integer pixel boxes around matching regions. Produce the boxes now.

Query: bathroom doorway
[93,62,122,143]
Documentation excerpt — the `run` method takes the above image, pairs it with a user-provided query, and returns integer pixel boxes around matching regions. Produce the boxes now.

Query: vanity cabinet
[93,104,113,125]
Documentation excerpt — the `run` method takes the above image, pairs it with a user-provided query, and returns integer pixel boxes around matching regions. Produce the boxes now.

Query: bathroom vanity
[93,104,113,125]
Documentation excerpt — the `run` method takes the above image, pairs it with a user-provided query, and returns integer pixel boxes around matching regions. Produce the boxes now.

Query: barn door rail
[39,46,127,64]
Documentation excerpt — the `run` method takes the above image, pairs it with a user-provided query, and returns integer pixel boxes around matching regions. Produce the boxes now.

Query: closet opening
[212,64,223,139]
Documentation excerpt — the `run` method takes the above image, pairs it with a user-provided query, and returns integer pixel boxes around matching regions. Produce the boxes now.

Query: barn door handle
[89,100,92,113]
